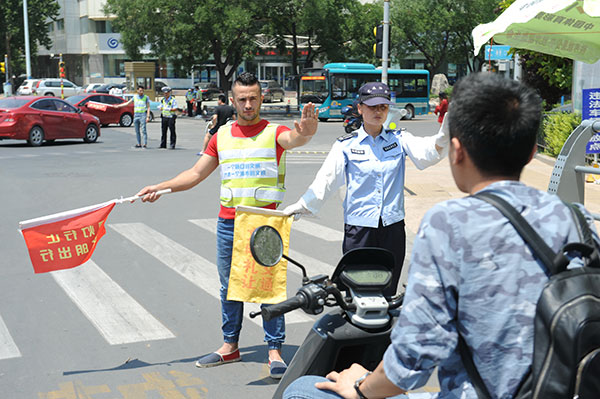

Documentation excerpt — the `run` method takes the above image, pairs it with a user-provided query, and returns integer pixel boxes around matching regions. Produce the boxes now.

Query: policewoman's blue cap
[358,82,394,106]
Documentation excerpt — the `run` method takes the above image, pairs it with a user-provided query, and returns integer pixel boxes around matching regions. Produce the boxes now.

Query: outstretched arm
[136,155,219,202]
[115,99,133,108]
[283,142,345,218]
[277,102,319,150]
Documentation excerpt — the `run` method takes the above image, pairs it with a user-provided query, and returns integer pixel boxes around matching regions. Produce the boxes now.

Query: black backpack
[458,192,600,399]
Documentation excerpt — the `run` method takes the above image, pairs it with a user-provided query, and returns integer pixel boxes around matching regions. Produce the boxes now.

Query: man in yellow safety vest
[135,72,318,378]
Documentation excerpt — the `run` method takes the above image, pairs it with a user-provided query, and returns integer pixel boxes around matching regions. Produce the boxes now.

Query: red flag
[86,101,109,112]
[19,201,116,273]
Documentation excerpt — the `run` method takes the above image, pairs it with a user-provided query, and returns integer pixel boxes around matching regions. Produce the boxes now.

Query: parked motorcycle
[248,225,403,399]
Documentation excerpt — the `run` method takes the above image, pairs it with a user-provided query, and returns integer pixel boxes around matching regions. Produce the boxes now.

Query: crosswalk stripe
[109,223,314,325]
[292,219,344,242]
[51,261,175,345]
[0,315,21,360]
[189,219,336,277]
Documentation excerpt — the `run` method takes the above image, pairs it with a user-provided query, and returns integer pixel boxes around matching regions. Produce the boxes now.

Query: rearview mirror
[249,225,283,267]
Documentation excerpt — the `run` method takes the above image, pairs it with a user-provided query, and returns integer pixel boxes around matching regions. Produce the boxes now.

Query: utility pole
[382,0,390,84]
[23,0,32,79]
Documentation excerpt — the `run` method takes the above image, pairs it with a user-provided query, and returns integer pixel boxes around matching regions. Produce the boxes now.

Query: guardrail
[548,119,600,220]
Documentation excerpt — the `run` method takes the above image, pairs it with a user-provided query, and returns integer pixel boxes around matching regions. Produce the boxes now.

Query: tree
[390,0,497,75]
[495,0,572,108]
[342,1,382,65]
[298,0,362,68]
[105,0,263,93]
[390,0,453,74]
[448,0,498,73]
[264,0,372,74]
[0,0,59,83]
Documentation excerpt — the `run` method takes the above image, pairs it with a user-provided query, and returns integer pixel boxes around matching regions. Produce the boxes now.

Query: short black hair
[137,85,144,90]
[218,94,227,103]
[448,73,542,178]
[233,72,258,88]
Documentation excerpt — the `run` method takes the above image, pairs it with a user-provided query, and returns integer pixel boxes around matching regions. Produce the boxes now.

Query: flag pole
[116,188,173,204]
[19,189,173,230]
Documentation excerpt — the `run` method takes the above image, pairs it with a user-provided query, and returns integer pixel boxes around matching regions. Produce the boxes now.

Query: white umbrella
[473,0,600,63]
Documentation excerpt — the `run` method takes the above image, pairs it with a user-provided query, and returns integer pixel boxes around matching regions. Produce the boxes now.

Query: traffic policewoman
[158,86,178,149]
[284,82,450,297]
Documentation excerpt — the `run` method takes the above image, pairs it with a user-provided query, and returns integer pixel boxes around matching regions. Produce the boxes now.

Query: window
[395,75,428,98]
[95,21,106,33]
[56,19,64,32]
[31,99,57,111]
[47,22,54,33]
[63,81,74,88]
[103,95,124,105]
[331,75,346,100]
[53,100,76,113]
[80,17,89,34]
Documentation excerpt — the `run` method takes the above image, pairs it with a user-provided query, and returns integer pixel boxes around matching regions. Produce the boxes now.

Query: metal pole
[3,54,8,97]
[59,53,64,99]
[382,0,390,84]
[23,0,32,79]
[513,52,522,81]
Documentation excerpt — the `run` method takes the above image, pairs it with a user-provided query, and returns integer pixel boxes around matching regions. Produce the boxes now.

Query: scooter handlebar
[251,293,307,321]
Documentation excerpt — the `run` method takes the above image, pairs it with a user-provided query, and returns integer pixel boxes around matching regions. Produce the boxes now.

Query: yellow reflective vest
[217,123,286,208]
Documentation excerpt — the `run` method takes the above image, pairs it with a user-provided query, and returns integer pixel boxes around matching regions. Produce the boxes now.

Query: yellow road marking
[39,371,207,399]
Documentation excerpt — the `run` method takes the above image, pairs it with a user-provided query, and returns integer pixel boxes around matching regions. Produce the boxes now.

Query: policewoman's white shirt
[298,125,446,228]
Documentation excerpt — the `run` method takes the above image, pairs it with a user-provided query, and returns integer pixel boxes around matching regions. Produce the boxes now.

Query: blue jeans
[133,113,147,146]
[216,217,285,349]
[283,376,415,399]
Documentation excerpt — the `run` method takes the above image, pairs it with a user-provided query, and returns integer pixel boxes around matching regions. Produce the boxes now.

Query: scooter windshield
[330,247,395,293]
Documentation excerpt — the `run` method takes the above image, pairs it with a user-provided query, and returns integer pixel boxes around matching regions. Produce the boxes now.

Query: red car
[0,96,101,147]
[66,94,134,127]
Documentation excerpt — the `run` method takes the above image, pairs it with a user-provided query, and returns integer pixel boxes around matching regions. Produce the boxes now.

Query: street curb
[534,152,557,166]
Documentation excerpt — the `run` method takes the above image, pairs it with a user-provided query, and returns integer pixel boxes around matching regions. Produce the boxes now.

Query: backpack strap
[564,203,600,269]
[473,192,558,275]
[457,335,492,399]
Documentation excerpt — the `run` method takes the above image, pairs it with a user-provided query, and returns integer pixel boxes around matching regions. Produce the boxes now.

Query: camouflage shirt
[383,180,599,398]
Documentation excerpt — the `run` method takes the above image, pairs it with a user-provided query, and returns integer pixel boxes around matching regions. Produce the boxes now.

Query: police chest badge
[383,142,398,152]
[351,149,365,155]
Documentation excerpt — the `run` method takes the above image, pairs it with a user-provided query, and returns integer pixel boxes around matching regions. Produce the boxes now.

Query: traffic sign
[484,45,513,61]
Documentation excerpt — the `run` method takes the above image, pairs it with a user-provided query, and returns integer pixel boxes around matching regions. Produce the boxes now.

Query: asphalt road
[0,113,441,398]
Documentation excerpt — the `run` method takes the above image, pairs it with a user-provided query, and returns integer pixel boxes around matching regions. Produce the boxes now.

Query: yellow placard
[227,206,293,304]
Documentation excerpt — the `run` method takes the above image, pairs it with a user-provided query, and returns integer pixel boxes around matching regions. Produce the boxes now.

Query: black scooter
[341,105,362,133]
[248,225,403,399]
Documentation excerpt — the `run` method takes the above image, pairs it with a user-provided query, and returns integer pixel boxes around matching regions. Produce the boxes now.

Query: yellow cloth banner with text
[227,206,292,304]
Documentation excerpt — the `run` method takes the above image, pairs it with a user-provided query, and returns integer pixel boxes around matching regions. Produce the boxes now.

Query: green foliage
[543,112,581,157]
[0,0,60,79]
[444,85,453,99]
[341,1,382,65]
[391,0,497,74]
[499,0,572,107]
[105,0,263,92]
[264,0,373,73]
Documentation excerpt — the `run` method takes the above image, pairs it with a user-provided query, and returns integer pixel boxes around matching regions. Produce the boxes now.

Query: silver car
[34,78,83,98]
